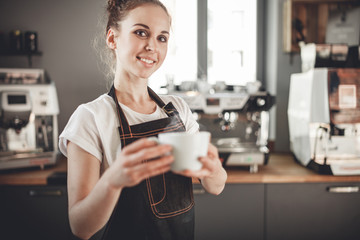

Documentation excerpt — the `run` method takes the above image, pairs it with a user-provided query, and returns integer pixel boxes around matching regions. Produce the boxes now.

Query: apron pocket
[146,172,194,218]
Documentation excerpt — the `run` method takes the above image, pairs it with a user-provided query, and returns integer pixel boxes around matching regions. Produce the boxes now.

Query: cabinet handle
[327,186,359,193]
[28,189,63,197]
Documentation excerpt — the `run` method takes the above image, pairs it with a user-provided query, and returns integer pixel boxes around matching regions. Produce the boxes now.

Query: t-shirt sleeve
[58,105,103,161]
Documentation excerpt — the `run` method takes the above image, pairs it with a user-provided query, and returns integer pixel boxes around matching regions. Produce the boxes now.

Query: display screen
[206,98,220,106]
[8,95,26,104]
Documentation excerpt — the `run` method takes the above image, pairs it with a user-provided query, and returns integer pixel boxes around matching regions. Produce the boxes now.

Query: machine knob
[221,123,232,132]
[256,98,266,107]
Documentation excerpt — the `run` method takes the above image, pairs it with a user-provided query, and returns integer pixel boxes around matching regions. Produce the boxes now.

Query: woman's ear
[106,28,117,50]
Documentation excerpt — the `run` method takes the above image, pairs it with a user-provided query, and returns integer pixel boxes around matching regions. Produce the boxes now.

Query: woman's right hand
[106,138,174,189]
[66,138,172,239]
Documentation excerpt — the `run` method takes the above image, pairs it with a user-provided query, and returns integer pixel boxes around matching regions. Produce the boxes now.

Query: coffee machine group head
[0,91,32,133]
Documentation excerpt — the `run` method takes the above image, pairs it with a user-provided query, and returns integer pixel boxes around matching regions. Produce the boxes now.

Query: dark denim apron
[101,86,195,240]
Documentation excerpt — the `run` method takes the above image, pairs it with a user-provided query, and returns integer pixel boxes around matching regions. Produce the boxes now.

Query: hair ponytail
[106,0,169,33]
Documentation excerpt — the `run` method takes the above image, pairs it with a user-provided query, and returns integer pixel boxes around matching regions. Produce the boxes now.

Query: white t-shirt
[59,93,199,172]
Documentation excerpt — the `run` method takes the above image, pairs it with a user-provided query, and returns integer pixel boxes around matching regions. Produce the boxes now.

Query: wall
[0,0,301,152]
[0,0,108,134]
[264,0,302,152]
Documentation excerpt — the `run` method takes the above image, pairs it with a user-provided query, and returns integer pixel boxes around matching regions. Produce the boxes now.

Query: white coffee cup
[156,131,210,171]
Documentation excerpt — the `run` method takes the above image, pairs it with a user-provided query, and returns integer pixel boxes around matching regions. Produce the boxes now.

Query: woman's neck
[113,71,156,114]
[114,70,148,99]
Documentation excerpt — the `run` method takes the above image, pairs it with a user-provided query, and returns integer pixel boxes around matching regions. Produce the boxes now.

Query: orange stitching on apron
[147,173,167,205]
[122,120,181,136]
[115,104,126,147]
[146,175,194,219]
[146,183,194,218]
[119,101,133,138]
[119,122,182,137]
[172,111,183,129]
[142,116,194,219]
[148,195,194,219]
[112,88,133,145]
[119,123,183,140]
[150,203,195,219]
[162,105,174,115]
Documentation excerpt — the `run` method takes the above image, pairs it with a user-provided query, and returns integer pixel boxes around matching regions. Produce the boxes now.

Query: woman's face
[114,4,170,80]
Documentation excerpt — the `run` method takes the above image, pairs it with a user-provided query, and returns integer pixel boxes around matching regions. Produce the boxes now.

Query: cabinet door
[266,182,360,240]
[194,183,264,240]
[0,185,72,240]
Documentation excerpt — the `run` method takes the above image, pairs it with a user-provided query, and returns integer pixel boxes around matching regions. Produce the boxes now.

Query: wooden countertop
[225,153,360,183]
[0,155,67,185]
[0,153,360,186]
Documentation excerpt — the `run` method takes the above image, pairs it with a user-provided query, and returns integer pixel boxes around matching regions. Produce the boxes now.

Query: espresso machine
[171,86,275,173]
[0,68,59,170]
[288,68,360,175]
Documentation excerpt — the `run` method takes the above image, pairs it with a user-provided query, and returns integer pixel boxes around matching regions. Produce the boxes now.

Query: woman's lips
[137,56,156,64]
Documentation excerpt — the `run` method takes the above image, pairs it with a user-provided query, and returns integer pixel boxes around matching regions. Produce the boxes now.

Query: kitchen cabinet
[194,183,265,240]
[283,0,359,53]
[85,184,265,240]
[1,155,360,240]
[265,182,360,240]
[0,185,72,240]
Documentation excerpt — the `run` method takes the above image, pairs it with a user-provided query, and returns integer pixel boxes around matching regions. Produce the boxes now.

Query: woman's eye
[158,35,167,43]
[135,30,148,37]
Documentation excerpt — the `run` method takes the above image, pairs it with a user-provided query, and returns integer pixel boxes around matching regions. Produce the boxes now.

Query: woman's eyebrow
[133,23,169,35]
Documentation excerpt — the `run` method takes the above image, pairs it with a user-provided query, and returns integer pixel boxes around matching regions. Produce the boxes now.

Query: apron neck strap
[147,87,175,116]
[108,85,131,137]
[108,85,177,133]
[147,87,165,108]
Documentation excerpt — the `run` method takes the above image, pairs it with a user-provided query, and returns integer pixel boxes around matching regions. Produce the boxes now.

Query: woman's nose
[145,45,153,51]
[145,38,156,52]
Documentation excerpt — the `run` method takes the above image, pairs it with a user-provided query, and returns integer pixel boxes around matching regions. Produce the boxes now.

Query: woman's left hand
[174,143,222,179]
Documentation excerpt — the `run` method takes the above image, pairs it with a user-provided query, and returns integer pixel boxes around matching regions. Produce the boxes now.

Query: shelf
[0,51,42,67]
[0,51,42,56]
[283,0,360,53]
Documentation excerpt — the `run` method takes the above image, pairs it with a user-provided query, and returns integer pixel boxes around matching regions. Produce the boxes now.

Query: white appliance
[288,68,360,175]
[0,68,60,170]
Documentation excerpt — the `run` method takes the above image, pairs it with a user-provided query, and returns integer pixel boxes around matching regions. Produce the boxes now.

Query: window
[149,0,197,91]
[207,0,257,85]
[149,0,257,91]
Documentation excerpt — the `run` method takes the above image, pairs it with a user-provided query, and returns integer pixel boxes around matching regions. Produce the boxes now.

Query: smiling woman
[58,0,227,239]
[106,3,170,82]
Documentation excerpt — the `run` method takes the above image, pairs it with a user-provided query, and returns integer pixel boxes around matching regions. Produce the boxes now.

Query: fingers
[207,143,219,158]
[114,153,174,188]
[122,155,174,187]
[174,150,221,179]
[121,138,157,155]
[120,138,172,167]
[133,155,174,179]
[114,139,222,186]
[124,144,172,166]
